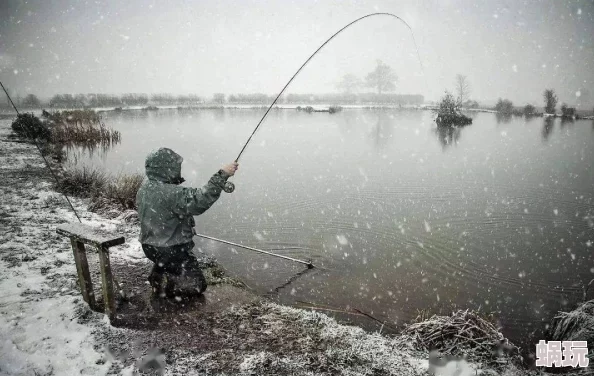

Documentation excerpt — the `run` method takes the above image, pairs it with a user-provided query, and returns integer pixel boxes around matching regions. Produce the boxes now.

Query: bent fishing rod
[221,12,426,195]
[211,13,427,268]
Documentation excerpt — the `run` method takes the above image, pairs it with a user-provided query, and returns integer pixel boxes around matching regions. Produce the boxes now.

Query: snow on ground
[0,120,143,375]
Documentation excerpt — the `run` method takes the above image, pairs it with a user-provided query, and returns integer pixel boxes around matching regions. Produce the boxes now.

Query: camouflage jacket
[136,147,229,247]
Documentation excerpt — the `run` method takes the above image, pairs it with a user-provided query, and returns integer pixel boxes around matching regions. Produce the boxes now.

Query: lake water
[73,108,594,349]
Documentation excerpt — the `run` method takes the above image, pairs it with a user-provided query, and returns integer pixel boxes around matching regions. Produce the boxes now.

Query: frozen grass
[57,166,108,198]
[195,301,424,375]
[402,309,522,366]
[548,299,594,361]
[90,173,144,211]
[188,302,530,375]
[58,165,143,212]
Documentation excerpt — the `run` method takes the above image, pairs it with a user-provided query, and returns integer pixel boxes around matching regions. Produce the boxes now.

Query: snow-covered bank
[0,117,532,375]
[0,121,121,375]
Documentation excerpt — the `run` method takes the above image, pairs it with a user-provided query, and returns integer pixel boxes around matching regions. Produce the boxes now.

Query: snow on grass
[0,121,129,375]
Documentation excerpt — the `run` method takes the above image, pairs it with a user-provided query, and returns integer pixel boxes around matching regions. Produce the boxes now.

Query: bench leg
[71,239,97,310]
[98,246,116,320]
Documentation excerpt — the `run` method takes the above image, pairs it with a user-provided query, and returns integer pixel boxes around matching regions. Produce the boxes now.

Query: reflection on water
[495,112,513,124]
[72,109,594,352]
[58,139,117,166]
[542,117,554,141]
[370,111,396,149]
[434,125,462,149]
[559,116,575,128]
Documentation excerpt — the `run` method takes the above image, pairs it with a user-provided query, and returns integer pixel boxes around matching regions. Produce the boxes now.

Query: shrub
[561,103,576,118]
[11,113,51,140]
[436,91,458,116]
[328,106,343,114]
[523,104,536,116]
[434,91,472,126]
[494,98,514,114]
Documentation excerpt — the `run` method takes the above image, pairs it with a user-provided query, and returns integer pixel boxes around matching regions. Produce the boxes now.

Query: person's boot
[163,273,177,299]
[173,270,207,299]
[148,268,165,298]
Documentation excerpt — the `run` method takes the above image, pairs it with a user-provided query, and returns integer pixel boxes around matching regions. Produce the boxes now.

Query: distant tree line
[2,90,424,109]
[494,88,585,118]
[1,93,206,109]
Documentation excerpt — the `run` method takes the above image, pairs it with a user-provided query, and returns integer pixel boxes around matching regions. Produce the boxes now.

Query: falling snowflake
[424,220,431,233]
[336,234,349,245]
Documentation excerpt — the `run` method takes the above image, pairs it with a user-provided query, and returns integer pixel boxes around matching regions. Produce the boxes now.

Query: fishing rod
[222,12,426,194]
[196,233,314,268]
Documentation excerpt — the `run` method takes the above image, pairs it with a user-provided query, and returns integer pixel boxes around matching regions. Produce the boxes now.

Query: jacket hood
[145,147,185,184]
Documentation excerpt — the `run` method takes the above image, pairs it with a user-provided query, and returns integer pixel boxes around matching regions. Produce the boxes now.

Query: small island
[435,91,473,126]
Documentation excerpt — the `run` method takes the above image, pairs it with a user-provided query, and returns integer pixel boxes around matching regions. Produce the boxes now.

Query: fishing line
[0,80,83,223]
[233,12,428,165]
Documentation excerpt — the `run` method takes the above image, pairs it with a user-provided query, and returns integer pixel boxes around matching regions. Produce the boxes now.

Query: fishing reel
[223,181,235,193]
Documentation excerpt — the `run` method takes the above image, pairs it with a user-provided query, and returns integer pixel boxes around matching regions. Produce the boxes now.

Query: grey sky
[1,0,593,106]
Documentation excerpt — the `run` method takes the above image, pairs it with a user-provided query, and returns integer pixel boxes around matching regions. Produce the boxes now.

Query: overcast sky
[1,0,593,106]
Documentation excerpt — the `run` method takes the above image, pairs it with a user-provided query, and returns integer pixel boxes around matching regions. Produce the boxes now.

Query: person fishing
[136,147,238,299]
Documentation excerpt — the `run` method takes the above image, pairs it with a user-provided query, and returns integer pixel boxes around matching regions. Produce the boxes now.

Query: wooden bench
[56,222,125,320]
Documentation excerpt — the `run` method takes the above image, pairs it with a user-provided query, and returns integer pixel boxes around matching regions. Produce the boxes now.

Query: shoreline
[0,118,532,375]
[3,105,593,122]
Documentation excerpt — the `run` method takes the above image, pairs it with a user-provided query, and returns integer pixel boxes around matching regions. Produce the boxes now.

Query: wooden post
[70,239,96,310]
[98,246,116,320]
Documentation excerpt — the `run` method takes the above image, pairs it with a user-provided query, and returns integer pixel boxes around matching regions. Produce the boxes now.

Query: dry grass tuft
[58,166,108,198]
[547,299,594,361]
[57,165,143,212]
[402,309,521,366]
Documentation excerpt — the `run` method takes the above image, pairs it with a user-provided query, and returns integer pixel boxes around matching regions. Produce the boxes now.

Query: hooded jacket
[136,147,229,247]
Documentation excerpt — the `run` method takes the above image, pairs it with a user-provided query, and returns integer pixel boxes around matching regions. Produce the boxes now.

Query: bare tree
[455,74,470,105]
[336,74,362,94]
[213,93,226,104]
[21,94,41,108]
[365,60,398,95]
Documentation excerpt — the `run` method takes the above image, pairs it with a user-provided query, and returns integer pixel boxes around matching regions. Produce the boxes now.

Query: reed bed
[50,122,120,144]
[401,309,520,364]
[42,109,121,144]
[43,109,101,124]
